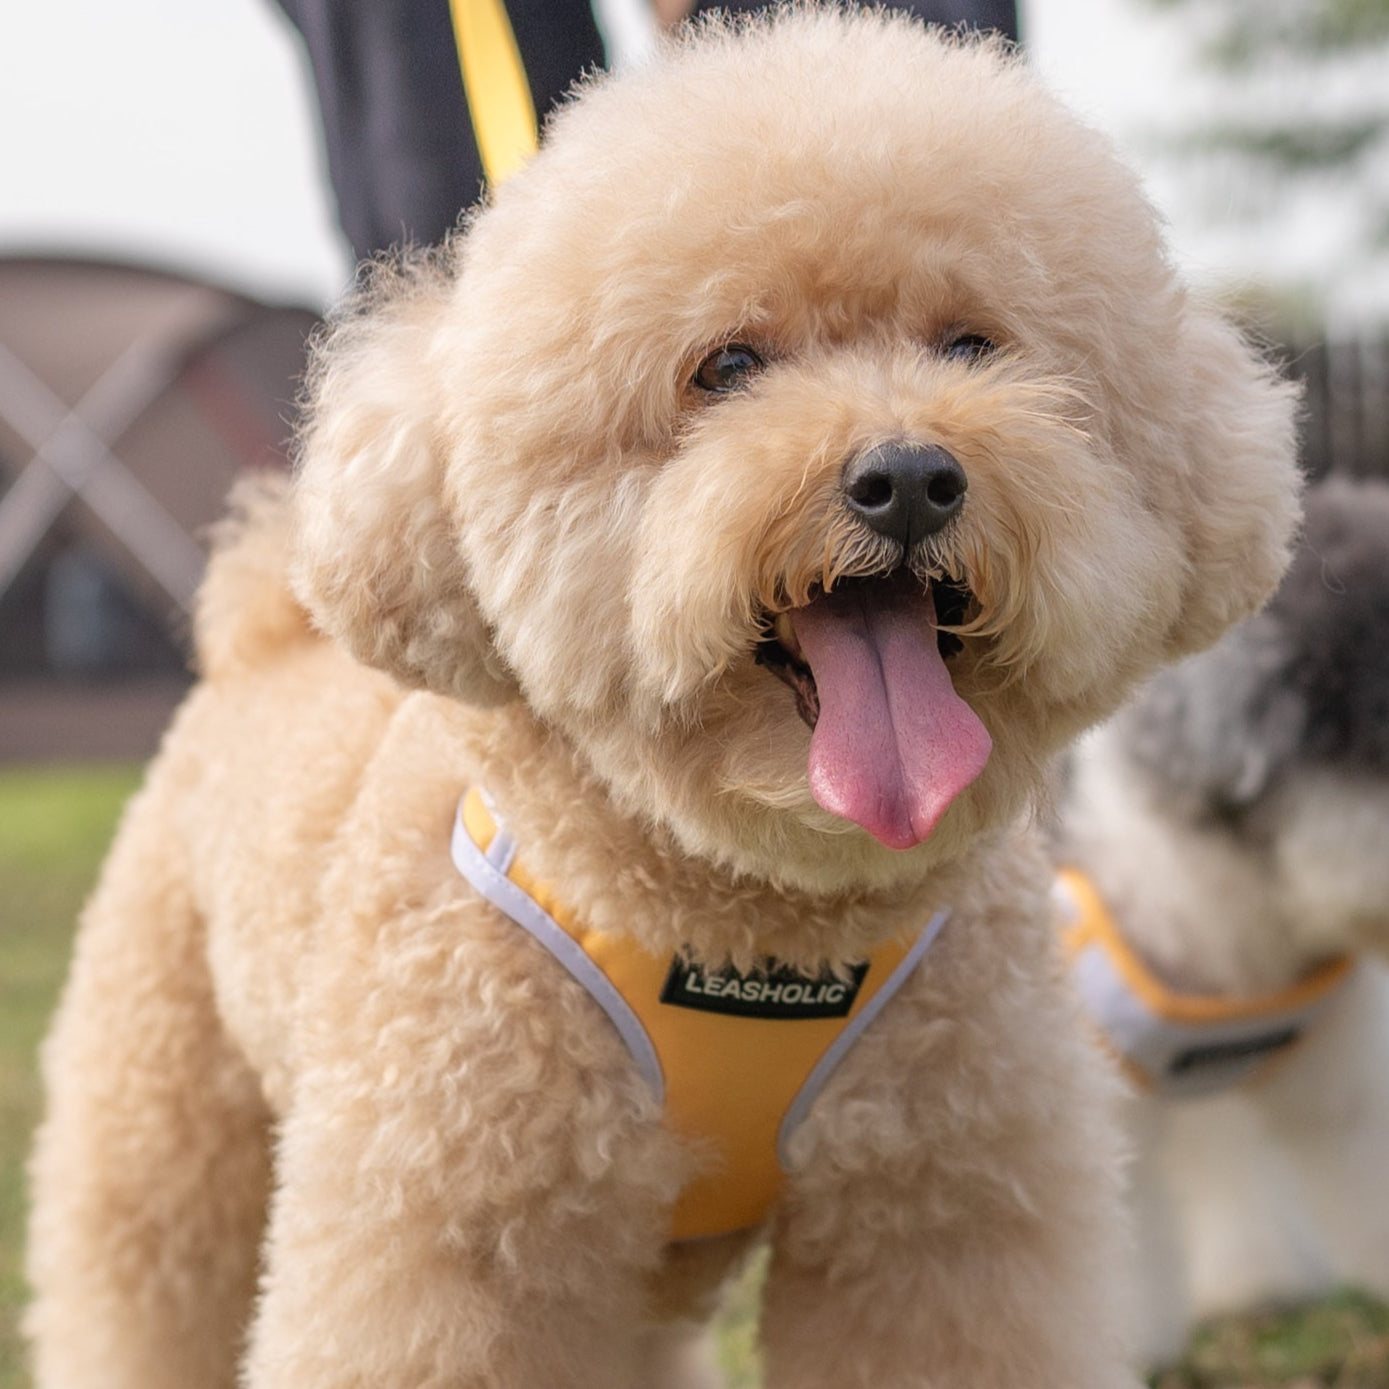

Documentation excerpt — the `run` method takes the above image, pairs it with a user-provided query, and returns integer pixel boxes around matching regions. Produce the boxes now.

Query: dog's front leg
[239,908,686,1389]
[760,1211,1139,1389]
[759,1125,1141,1389]
[758,914,1142,1388]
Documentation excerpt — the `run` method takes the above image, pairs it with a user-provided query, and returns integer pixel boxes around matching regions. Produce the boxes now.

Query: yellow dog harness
[1056,868,1354,1099]
[451,789,947,1239]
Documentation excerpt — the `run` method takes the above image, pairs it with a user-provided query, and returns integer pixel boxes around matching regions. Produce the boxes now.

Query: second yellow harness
[1056,868,1353,1098]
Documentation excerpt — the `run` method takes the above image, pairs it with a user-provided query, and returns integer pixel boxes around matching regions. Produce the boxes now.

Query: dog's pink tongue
[790,586,991,850]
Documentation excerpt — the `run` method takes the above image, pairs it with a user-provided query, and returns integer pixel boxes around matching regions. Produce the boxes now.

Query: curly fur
[1058,477,1389,1365]
[27,9,1300,1388]
[289,16,1299,898]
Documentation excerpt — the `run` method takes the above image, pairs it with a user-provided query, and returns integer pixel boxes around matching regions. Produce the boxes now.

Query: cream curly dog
[26,10,1300,1387]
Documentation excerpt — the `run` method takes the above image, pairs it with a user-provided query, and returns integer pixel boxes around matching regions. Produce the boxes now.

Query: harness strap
[452,787,947,1238]
[448,0,539,185]
[1056,868,1354,1099]
[451,788,665,1099]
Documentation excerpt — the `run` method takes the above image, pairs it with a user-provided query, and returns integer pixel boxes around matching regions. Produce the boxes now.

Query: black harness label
[1169,1026,1302,1078]
[660,957,869,1020]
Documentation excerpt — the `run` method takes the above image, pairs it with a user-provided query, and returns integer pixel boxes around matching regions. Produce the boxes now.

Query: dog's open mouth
[757,574,972,726]
[755,572,991,850]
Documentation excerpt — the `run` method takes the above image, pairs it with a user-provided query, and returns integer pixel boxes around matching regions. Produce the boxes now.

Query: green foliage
[1175,117,1385,172]
[1139,0,1389,276]
[1150,0,1389,64]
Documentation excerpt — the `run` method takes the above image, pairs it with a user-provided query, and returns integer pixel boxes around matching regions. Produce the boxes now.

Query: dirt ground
[0,677,188,764]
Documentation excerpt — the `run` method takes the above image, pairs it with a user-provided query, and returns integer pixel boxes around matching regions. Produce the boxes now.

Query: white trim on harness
[776,909,947,1165]
[451,792,949,1156]
[451,799,666,1102]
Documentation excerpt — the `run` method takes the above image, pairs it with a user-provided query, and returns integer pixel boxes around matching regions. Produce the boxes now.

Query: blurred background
[1,2,1388,1386]
[1,0,1387,757]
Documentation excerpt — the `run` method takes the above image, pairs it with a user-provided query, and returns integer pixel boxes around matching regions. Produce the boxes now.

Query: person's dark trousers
[275,0,1020,262]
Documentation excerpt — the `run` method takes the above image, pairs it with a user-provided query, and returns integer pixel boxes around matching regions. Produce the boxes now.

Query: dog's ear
[1165,306,1302,660]
[291,255,518,705]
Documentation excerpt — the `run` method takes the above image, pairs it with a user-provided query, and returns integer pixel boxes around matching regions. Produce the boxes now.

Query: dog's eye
[693,344,764,393]
[943,333,997,363]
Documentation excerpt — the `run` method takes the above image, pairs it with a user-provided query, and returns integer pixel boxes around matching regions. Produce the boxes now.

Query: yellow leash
[448,0,540,184]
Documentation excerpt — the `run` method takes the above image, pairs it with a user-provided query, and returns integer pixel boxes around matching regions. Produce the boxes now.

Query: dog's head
[293,8,1300,892]
[1113,476,1389,955]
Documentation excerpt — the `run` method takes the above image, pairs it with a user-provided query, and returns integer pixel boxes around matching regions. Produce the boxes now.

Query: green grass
[717,1248,767,1388]
[716,1258,1389,1388]
[1155,1291,1389,1388]
[0,764,142,1389]
[1,765,1387,1388]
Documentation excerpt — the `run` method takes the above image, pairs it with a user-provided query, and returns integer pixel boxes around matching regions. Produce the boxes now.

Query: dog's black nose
[842,442,967,549]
